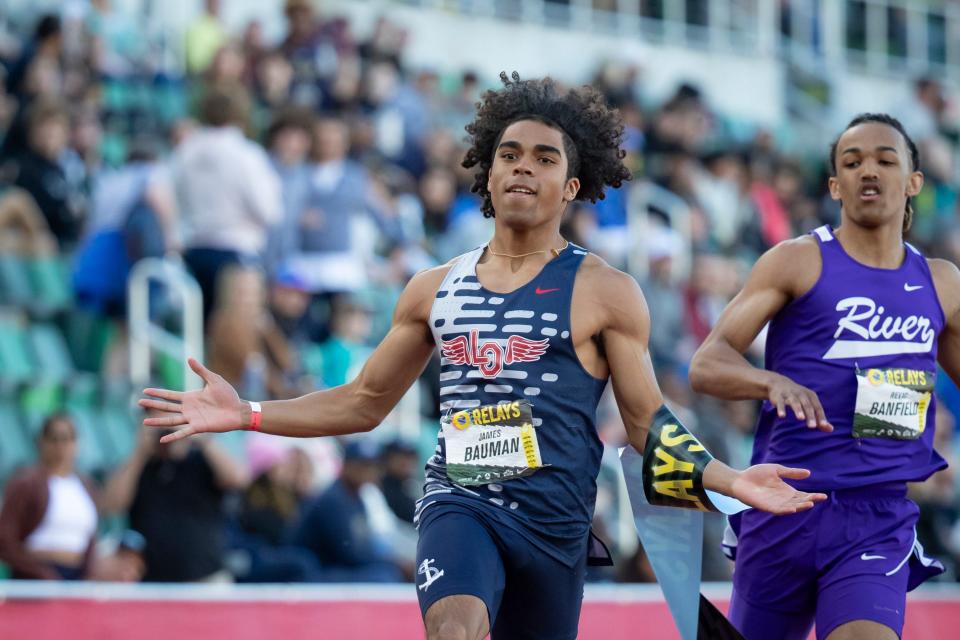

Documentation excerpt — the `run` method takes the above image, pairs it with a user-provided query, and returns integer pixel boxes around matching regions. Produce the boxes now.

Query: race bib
[853,368,934,440]
[442,400,544,486]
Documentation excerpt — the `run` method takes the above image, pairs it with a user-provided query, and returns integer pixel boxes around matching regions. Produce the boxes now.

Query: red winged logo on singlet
[441,329,549,378]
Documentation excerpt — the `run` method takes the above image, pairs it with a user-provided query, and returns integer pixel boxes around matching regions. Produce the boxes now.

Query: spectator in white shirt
[0,414,98,580]
[171,83,282,320]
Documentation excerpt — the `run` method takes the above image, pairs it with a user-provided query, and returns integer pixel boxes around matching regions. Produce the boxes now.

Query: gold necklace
[487,239,569,259]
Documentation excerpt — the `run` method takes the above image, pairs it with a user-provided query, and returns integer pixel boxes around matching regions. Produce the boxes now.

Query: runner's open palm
[731,464,827,515]
[138,358,244,443]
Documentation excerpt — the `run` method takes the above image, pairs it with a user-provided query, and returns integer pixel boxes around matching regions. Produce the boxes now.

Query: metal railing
[127,257,204,392]
[385,0,959,78]
[781,0,960,78]
[626,180,693,284]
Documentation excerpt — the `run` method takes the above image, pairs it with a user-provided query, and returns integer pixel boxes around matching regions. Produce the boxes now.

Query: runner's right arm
[139,267,446,442]
[930,258,960,386]
[689,238,833,431]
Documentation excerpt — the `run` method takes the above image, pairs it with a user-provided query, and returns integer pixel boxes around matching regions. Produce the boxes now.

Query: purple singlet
[752,225,947,490]
[728,225,948,640]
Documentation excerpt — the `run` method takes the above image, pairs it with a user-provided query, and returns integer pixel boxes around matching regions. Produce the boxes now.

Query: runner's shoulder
[759,234,820,267]
[397,262,456,320]
[751,235,821,294]
[926,257,960,320]
[926,257,960,287]
[575,253,648,329]
[576,253,644,299]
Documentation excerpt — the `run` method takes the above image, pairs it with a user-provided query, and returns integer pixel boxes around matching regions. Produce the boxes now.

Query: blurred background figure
[263,106,314,276]
[229,433,323,582]
[0,414,98,580]
[171,83,281,321]
[71,138,175,377]
[291,439,406,582]
[0,186,56,256]
[208,265,312,400]
[1,14,64,158]
[279,0,354,109]
[8,99,83,249]
[101,424,248,582]
[379,439,419,525]
[282,115,404,296]
[184,0,227,77]
[311,294,374,387]
[88,528,148,583]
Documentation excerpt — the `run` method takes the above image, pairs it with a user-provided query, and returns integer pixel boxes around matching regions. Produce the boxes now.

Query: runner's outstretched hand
[731,465,827,515]
[138,358,245,443]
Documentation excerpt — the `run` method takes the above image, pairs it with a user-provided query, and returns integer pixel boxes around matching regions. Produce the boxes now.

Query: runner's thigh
[489,532,586,640]
[417,507,507,627]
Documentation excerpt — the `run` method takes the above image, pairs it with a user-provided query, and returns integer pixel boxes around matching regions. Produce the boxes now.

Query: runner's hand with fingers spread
[139,358,246,443]
[766,373,834,432]
[731,464,827,515]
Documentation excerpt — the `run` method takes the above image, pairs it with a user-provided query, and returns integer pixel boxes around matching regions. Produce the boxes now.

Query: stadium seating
[0,249,139,480]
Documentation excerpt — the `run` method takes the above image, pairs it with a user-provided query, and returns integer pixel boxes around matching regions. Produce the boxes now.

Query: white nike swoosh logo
[904,283,923,292]
[861,553,887,561]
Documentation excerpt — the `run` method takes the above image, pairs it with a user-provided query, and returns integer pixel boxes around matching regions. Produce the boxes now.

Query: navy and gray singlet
[416,243,607,567]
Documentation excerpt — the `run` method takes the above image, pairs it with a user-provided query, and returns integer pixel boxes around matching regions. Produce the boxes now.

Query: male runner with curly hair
[141,73,824,639]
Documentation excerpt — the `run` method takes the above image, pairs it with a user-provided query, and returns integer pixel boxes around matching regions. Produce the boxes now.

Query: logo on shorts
[418,558,445,592]
[441,329,549,378]
[860,552,886,561]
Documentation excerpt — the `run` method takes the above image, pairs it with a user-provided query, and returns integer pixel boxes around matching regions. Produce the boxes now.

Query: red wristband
[248,401,262,431]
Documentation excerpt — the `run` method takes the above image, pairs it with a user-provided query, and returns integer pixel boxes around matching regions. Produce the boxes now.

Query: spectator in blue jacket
[291,439,404,582]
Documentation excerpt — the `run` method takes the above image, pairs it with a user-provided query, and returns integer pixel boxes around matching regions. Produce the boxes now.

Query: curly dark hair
[829,113,920,232]
[462,72,632,218]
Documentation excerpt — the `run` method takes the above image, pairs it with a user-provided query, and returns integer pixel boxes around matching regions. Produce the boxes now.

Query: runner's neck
[487,223,564,259]
[833,221,905,270]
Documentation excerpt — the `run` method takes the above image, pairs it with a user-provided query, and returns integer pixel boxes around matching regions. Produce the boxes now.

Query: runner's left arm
[600,268,825,513]
[596,268,663,452]
[598,269,741,495]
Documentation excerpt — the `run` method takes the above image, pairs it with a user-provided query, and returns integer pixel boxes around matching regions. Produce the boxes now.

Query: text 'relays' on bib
[854,367,935,440]
[442,400,544,486]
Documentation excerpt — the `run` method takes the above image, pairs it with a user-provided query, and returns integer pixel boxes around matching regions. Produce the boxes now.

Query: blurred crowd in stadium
[0,0,958,586]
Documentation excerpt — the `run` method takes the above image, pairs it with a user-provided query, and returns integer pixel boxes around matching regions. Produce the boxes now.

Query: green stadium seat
[0,400,36,483]
[27,256,72,314]
[155,84,187,123]
[99,131,129,168]
[102,79,133,111]
[29,323,76,383]
[0,313,36,386]
[64,405,109,475]
[132,81,153,111]
[66,373,100,408]
[0,255,32,307]
[157,351,186,390]
[20,383,64,433]
[98,514,130,538]
[65,309,116,374]
[98,380,140,467]
[99,401,138,468]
